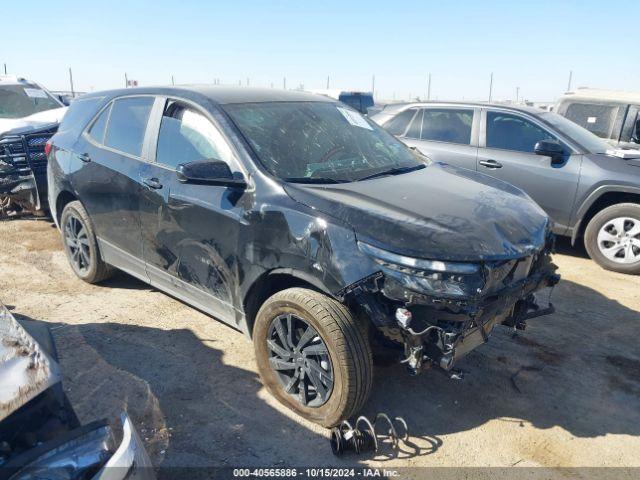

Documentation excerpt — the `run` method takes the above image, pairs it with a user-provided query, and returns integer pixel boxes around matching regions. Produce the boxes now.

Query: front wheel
[584,203,640,275]
[253,288,373,427]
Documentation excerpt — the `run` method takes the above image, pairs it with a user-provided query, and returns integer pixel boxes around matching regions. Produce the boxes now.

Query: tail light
[44,141,52,156]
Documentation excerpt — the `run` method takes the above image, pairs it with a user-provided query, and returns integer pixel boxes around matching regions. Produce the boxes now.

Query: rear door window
[384,109,417,136]
[564,102,619,139]
[421,108,473,144]
[104,97,154,157]
[486,111,555,153]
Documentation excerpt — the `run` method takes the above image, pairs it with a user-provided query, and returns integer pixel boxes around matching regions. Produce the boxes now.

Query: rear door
[73,95,155,279]
[477,108,581,231]
[399,106,479,169]
[139,97,247,326]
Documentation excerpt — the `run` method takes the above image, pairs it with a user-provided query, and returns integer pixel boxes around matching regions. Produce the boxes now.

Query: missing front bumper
[344,254,560,376]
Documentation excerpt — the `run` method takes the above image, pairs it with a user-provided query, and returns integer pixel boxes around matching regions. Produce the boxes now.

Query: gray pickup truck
[372,102,640,274]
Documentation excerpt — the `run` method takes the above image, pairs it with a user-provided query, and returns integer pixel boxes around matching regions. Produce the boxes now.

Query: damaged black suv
[47,87,559,426]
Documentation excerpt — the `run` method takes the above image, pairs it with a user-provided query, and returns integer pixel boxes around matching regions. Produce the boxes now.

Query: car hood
[0,107,66,137]
[284,163,550,261]
[0,303,61,421]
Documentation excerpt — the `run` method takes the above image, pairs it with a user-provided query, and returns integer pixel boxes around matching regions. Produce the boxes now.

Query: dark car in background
[372,102,640,274]
[47,87,558,426]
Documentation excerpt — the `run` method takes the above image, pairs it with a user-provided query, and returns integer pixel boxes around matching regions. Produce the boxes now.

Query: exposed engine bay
[341,235,560,376]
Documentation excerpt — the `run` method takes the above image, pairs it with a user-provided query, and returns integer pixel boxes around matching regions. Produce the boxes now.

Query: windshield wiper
[283,177,351,184]
[356,164,425,181]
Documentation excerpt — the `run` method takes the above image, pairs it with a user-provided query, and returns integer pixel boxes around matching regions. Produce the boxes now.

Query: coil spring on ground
[330,413,409,456]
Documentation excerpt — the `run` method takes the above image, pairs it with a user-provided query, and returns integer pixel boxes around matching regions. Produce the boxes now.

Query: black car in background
[373,102,640,274]
[47,87,558,426]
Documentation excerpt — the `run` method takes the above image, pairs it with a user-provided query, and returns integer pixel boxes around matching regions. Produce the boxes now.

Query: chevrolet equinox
[47,87,559,426]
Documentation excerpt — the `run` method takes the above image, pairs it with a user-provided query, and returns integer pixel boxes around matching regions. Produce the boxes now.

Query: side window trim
[480,108,566,152]
[83,94,156,161]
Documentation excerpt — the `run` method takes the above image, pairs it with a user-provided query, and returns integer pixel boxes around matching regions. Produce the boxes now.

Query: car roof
[81,85,335,105]
[380,101,546,116]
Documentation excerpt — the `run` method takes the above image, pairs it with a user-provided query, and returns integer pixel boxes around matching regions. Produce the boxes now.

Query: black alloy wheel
[267,313,334,407]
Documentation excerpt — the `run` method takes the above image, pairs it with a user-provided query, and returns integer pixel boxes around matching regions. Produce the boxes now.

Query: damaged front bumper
[341,237,560,376]
[0,129,54,216]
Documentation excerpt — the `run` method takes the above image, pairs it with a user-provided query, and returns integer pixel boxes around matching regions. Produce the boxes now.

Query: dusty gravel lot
[1,218,639,472]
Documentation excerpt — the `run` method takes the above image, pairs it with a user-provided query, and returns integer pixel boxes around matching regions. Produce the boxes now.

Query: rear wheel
[60,201,114,283]
[584,203,640,274]
[253,288,373,427]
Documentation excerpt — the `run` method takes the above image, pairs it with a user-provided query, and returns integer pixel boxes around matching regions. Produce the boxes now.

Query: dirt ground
[1,218,639,472]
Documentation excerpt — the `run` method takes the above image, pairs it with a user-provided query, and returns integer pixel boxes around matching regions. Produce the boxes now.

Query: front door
[140,98,247,326]
[477,109,581,232]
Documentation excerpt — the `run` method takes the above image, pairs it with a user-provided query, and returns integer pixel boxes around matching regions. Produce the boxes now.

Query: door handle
[142,177,163,190]
[79,153,91,163]
[479,159,503,169]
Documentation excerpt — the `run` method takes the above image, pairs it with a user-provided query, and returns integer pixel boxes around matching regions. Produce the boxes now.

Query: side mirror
[176,160,247,188]
[534,139,565,164]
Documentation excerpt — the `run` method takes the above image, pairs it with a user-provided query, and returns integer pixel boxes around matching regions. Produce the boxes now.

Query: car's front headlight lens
[357,241,484,298]
[11,423,115,480]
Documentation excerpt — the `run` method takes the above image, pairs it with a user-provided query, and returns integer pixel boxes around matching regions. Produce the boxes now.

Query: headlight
[357,241,484,298]
[10,423,115,480]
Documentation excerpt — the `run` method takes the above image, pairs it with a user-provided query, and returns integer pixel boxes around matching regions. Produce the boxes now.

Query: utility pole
[68,68,75,97]
[125,73,129,88]
[326,75,330,89]
[283,77,286,90]
[371,74,375,97]
[171,75,175,85]
[427,73,432,100]
[488,72,493,102]
[3,63,6,74]
[567,70,573,92]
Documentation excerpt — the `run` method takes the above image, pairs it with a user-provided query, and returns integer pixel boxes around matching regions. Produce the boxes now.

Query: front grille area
[25,129,55,175]
[0,137,30,174]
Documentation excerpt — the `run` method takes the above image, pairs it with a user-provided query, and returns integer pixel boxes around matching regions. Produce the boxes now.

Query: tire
[60,201,114,283]
[253,288,373,427]
[584,203,640,275]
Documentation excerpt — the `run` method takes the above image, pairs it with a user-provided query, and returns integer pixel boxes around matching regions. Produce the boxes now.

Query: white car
[0,75,67,214]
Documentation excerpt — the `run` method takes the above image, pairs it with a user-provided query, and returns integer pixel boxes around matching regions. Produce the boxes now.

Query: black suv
[47,87,558,426]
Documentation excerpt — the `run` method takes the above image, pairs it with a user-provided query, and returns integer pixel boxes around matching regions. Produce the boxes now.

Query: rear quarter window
[58,96,104,133]
[384,109,417,135]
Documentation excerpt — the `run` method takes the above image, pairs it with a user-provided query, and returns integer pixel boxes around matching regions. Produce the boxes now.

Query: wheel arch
[242,269,336,338]
[571,187,640,245]
[55,190,79,225]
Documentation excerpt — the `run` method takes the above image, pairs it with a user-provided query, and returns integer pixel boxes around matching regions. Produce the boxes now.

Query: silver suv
[372,102,640,274]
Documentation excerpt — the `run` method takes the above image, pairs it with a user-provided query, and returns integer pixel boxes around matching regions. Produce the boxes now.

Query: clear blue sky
[4,0,639,102]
